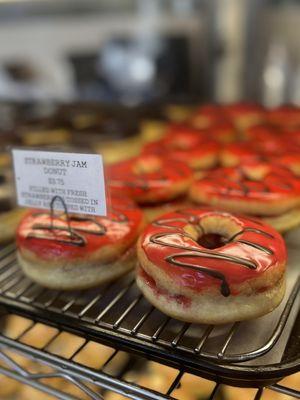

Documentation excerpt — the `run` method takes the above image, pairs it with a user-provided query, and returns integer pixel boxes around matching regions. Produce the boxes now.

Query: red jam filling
[139,266,191,308]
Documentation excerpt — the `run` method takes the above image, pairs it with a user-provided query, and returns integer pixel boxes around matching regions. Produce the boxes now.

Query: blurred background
[0,0,299,107]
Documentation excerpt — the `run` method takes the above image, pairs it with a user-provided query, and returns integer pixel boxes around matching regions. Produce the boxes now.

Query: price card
[12,149,107,216]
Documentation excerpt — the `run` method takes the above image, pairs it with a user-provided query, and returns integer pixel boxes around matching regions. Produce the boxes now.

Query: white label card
[12,149,107,216]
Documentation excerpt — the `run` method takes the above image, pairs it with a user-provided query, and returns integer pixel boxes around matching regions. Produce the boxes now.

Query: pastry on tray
[137,208,286,324]
[16,196,144,290]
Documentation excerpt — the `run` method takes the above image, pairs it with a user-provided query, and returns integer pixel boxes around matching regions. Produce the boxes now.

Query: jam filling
[139,266,191,307]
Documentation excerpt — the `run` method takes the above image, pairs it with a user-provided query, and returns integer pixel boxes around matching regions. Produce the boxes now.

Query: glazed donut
[189,163,300,216]
[220,143,262,167]
[272,153,300,177]
[267,105,300,130]
[262,207,300,233]
[137,208,286,324]
[17,196,144,290]
[142,196,194,222]
[222,103,265,131]
[107,155,193,204]
[242,124,281,142]
[164,104,193,123]
[189,104,222,129]
[207,120,237,143]
[220,138,288,167]
[0,208,27,244]
[283,128,300,144]
[142,125,219,170]
[221,123,300,168]
[220,124,286,167]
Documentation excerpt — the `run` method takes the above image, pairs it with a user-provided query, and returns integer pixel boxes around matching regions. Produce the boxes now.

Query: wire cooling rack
[0,309,299,400]
[0,244,299,388]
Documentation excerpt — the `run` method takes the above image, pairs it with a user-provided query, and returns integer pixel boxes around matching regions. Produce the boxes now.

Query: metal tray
[0,240,298,388]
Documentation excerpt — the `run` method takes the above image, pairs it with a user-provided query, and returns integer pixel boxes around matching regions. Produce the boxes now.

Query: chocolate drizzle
[229,227,274,240]
[27,196,128,247]
[204,167,297,198]
[165,253,231,297]
[110,159,190,193]
[149,212,273,297]
[236,239,274,255]
[150,232,258,269]
[28,215,107,246]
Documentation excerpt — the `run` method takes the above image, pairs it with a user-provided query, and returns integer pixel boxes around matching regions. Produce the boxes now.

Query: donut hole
[184,213,242,249]
[197,233,227,249]
[133,156,162,174]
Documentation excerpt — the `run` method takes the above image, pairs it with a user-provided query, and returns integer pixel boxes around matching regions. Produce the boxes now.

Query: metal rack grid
[0,309,299,400]
[0,244,299,391]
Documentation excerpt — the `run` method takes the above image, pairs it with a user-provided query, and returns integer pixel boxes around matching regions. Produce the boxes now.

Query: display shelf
[0,245,299,389]
[0,309,299,400]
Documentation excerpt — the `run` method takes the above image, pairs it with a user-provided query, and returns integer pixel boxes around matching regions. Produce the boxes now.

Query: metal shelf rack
[0,309,299,400]
[0,244,298,399]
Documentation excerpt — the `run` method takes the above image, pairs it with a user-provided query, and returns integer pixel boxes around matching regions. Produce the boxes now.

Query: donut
[263,207,300,233]
[142,196,194,222]
[220,124,288,167]
[276,154,300,176]
[267,105,300,129]
[207,120,237,143]
[220,143,262,167]
[94,135,141,164]
[164,104,193,123]
[137,208,286,324]
[189,163,300,216]
[189,104,222,129]
[222,103,265,131]
[107,155,193,204]
[283,128,300,144]
[220,138,288,167]
[140,121,167,143]
[142,125,219,170]
[0,208,27,244]
[242,124,281,141]
[16,196,144,290]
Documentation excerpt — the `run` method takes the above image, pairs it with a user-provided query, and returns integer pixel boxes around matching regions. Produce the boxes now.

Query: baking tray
[0,230,298,388]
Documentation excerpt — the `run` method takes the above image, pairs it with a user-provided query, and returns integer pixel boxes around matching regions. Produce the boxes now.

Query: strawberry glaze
[142,125,219,168]
[107,155,192,203]
[17,196,143,261]
[193,164,300,203]
[223,103,265,119]
[140,209,286,296]
[267,105,300,129]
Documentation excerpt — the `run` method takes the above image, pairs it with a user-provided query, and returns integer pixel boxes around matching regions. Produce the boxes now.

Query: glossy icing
[267,105,300,128]
[140,209,286,295]
[243,124,280,142]
[192,164,300,202]
[207,120,237,143]
[189,105,222,125]
[17,196,143,261]
[142,125,219,166]
[223,103,265,118]
[107,155,192,202]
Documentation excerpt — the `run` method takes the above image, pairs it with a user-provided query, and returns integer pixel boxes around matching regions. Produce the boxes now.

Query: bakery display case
[0,100,298,400]
[0,1,299,399]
